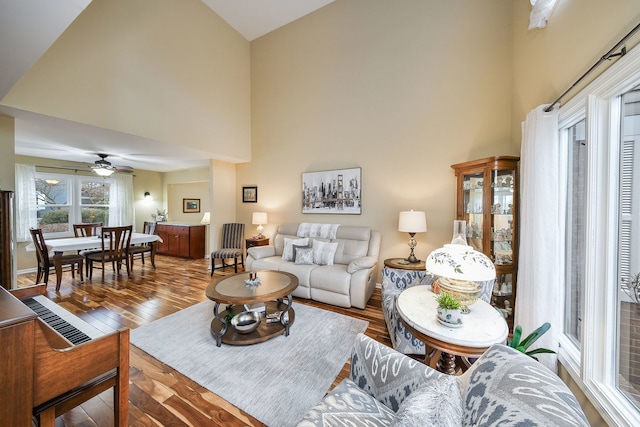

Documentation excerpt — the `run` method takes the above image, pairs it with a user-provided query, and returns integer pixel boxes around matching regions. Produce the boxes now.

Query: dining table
[26,233,163,288]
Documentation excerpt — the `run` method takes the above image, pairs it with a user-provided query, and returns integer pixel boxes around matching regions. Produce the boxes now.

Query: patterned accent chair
[297,333,590,426]
[210,223,245,274]
[381,267,495,355]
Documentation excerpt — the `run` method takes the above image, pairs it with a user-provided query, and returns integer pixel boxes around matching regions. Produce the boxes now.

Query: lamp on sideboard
[252,212,267,239]
[398,210,427,263]
[200,212,210,225]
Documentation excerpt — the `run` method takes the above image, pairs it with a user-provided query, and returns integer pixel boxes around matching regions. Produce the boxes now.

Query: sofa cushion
[282,238,310,261]
[313,240,338,265]
[310,264,351,295]
[392,375,462,427]
[296,378,395,427]
[295,247,314,265]
[463,345,590,427]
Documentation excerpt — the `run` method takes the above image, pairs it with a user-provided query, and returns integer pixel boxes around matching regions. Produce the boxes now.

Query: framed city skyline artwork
[302,167,361,214]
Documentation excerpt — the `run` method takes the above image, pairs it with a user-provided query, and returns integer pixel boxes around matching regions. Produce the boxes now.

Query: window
[564,119,586,346]
[558,45,640,425]
[617,86,640,408]
[35,173,110,236]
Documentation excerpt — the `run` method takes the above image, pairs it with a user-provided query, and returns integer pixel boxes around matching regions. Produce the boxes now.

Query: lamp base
[256,233,265,239]
[405,254,421,263]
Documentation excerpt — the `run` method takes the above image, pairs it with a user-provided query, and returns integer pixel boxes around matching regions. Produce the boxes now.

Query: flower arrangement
[152,209,168,222]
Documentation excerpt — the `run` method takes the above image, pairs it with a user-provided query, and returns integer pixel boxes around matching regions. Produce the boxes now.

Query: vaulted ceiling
[0,0,334,172]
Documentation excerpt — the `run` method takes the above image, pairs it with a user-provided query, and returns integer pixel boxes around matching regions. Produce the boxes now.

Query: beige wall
[0,115,15,191]
[511,0,640,149]
[241,0,515,280]
[1,0,252,162]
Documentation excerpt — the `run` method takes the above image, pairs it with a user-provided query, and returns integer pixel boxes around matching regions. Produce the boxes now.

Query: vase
[436,307,463,326]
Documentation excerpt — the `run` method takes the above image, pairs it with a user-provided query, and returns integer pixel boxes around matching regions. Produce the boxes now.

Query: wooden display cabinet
[155,223,205,259]
[451,156,519,330]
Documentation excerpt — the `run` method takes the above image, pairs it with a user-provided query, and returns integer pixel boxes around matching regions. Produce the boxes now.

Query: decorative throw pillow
[392,375,463,427]
[312,240,339,266]
[282,238,309,261]
[294,247,314,265]
[292,244,311,260]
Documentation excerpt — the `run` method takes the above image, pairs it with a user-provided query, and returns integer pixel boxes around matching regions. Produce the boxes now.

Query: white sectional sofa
[245,223,381,309]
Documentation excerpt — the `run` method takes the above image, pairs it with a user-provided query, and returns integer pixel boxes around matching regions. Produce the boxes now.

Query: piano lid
[0,287,37,328]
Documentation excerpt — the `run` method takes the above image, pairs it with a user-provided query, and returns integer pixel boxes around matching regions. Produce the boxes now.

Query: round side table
[383,258,426,271]
[396,285,508,375]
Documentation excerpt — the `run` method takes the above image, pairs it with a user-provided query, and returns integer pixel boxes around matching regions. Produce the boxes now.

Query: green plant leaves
[508,322,555,361]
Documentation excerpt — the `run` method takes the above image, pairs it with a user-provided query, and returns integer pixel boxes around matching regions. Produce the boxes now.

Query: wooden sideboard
[155,223,205,259]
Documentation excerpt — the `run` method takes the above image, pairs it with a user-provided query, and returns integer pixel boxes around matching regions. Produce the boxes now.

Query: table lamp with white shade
[252,212,268,239]
[426,220,495,313]
[398,210,427,263]
[200,212,210,225]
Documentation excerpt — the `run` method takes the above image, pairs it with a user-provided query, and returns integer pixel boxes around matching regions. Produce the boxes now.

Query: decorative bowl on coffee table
[231,311,261,334]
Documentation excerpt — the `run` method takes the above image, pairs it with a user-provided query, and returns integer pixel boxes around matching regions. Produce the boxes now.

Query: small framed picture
[183,198,201,213]
[243,186,258,203]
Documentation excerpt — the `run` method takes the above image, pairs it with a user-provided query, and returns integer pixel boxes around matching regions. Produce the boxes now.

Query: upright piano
[0,285,129,426]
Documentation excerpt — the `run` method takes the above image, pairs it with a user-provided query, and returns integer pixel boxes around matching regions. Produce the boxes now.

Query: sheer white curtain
[108,174,134,227]
[515,105,561,372]
[15,164,37,242]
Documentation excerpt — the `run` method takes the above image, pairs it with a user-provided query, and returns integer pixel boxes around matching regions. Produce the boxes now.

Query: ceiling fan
[91,154,133,177]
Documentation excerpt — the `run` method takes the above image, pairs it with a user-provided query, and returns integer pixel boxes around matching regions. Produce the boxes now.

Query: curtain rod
[544,21,640,112]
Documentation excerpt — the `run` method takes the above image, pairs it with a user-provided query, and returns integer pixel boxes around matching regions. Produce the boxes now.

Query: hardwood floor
[17,255,392,426]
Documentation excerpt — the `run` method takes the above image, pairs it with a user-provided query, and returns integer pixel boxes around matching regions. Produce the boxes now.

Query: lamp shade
[426,244,495,281]
[398,210,427,233]
[200,212,210,225]
[252,212,267,225]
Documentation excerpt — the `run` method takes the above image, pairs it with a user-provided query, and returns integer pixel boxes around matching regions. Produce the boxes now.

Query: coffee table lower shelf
[210,300,296,346]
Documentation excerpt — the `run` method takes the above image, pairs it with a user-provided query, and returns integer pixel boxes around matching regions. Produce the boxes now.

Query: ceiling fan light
[92,165,115,177]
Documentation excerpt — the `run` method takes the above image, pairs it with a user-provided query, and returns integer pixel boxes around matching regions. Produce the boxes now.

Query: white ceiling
[0,0,334,172]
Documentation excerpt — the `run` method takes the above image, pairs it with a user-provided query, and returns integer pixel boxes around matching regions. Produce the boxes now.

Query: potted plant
[508,322,556,361]
[435,293,463,326]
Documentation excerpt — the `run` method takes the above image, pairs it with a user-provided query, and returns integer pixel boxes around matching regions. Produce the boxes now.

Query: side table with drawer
[245,237,269,258]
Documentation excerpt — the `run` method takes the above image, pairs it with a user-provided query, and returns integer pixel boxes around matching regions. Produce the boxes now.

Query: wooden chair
[211,223,245,275]
[85,225,132,282]
[73,222,103,237]
[30,228,84,291]
[129,221,157,268]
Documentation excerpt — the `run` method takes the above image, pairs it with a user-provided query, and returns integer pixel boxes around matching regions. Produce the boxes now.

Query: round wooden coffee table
[205,270,298,347]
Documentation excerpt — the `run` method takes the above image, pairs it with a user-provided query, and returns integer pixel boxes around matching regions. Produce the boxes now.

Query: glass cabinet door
[462,171,484,252]
[453,156,519,331]
[491,169,515,266]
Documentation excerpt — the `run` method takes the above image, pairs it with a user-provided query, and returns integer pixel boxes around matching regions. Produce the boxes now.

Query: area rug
[130,300,368,427]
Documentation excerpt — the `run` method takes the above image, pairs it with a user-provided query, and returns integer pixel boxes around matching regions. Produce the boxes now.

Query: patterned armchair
[381,266,495,355]
[297,333,590,426]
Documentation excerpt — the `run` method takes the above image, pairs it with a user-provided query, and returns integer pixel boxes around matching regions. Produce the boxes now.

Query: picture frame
[183,198,201,213]
[302,167,361,214]
[243,186,258,203]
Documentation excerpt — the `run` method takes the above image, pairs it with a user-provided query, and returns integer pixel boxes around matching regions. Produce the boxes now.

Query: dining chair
[129,221,157,268]
[30,228,84,291]
[73,222,103,237]
[211,223,245,275]
[85,225,133,282]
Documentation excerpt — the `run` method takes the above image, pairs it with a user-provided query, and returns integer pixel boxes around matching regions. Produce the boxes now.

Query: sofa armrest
[349,333,445,412]
[247,245,276,260]
[346,256,378,273]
